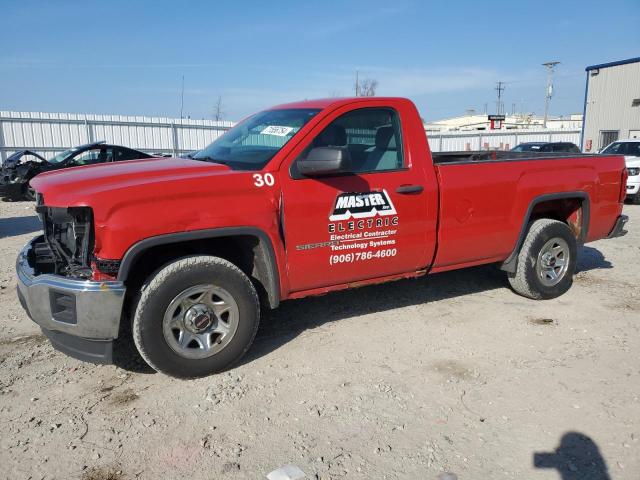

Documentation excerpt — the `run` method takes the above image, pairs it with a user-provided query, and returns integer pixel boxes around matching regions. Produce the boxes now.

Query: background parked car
[510,142,581,153]
[0,141,153,200]
[601,139,640,204]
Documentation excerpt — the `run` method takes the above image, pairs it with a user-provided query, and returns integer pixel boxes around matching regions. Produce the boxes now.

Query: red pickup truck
[18,97,628,378]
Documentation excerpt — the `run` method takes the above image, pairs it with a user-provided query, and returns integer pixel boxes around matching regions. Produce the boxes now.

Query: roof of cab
[268,97,408,110]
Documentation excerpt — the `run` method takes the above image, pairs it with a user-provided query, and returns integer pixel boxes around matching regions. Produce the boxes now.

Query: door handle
[396,184,424,194]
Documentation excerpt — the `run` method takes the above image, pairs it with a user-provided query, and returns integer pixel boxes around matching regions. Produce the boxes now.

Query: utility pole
[542,61,560,128]
[495,81,506,115]
[355,70,360,96]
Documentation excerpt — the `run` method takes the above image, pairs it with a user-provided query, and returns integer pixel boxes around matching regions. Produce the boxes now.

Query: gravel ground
[0,199,638,480]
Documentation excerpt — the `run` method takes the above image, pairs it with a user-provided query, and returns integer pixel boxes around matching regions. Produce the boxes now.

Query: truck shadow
[0,215,41,239]
[242,245,614,367]
[243,265,503,366]
[576,246,612,273]
[533,431,611,479]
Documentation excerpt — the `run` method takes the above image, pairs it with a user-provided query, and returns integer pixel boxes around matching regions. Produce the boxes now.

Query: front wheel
[508,219,577,300]
[132,255,260,378]
[630,193,640,205]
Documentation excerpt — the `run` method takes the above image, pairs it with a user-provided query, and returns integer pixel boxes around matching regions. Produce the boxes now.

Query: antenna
[542,61,560,128]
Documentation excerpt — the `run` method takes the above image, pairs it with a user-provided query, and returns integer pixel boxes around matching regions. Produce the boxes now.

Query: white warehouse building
[582,57,640,151]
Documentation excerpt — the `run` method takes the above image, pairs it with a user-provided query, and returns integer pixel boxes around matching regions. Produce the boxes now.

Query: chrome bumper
[16,237,126,360]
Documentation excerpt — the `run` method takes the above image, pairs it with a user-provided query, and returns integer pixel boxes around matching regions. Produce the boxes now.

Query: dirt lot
[0,200,638,480]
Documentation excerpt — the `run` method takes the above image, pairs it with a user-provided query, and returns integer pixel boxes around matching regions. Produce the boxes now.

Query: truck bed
[431,153,624,272]
[432,150,595,164]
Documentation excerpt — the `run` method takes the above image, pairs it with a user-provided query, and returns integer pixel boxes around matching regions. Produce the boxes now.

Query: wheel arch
[117,227,280,309]
[500,191,590,273]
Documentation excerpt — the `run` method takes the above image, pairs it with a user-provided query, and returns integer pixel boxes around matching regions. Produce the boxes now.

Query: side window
[627,143,640,157]
[299,108,404,174]
[115,148,146,161]
[71,148,103,166]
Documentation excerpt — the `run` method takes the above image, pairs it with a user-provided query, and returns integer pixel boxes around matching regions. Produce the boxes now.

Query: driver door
[281,106,435,293]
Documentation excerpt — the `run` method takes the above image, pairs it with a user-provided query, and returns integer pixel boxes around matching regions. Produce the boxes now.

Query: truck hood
[31,157,233,205]
[30,156,280,260]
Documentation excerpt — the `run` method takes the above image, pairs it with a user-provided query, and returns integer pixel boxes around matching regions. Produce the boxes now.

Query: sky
[1,0,639,122]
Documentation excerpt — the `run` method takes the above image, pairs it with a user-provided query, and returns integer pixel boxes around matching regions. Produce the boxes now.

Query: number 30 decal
[253,173,275,187]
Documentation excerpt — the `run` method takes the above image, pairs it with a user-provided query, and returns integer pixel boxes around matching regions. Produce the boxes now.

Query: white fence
[426,129,581,152]
[0,111,233,163]
[0,110,582,164]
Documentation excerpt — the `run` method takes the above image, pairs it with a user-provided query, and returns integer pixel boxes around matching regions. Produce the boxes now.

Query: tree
[213,96,225,121]
[355,78,378,97]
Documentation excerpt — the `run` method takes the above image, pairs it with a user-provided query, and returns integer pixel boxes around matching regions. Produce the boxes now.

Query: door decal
[295,190,400,266]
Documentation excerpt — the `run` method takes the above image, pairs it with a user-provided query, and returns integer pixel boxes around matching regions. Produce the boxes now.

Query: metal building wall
[582,59,640,151]
[0,111,233,162]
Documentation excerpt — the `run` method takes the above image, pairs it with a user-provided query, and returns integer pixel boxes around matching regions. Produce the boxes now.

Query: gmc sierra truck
[17,97,629,378]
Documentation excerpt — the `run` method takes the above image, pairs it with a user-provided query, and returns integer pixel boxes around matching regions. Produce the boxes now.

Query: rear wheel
[508,219,577,300]
[132,255,260,378]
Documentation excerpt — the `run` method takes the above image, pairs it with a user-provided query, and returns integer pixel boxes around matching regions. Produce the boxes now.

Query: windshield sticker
[260,125,294,137]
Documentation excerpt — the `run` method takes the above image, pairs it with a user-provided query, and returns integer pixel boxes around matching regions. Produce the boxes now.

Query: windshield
[601,142,624,154]
[601,142,640,156]
[47,147,78,164]
[193,108,320,170]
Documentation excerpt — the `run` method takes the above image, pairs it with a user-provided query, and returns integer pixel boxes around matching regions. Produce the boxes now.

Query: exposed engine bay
[30,203,94,279]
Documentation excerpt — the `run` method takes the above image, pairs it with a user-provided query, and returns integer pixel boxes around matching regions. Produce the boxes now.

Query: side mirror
[297,147,350,176]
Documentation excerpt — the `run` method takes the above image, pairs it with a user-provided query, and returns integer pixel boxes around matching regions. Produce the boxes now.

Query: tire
[507,219,577,300]
[630,193,640,205]
[132,255,260,379]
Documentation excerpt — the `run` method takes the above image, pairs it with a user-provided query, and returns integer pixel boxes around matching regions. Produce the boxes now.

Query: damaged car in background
[0,142,154,201]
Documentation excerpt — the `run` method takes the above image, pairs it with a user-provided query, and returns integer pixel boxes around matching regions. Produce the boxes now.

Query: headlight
[627,167,640,176]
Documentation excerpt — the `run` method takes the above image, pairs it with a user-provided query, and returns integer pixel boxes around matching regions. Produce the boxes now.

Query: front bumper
[626,181,639,196]
[607,215,628,239]
[16,236,126,363]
